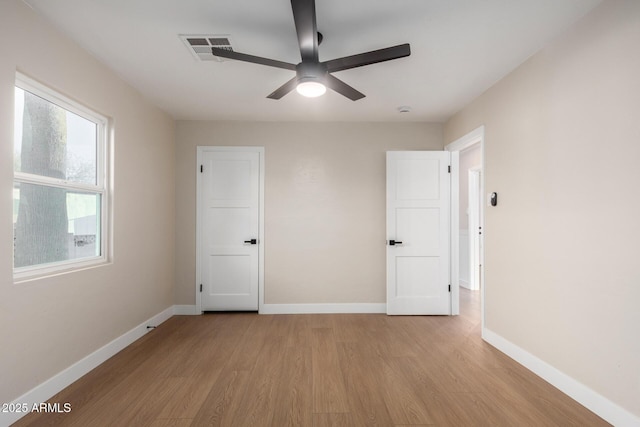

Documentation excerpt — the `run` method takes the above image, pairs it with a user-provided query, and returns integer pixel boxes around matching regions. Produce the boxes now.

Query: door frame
[468,166,482,291]
[445,126,484,327]
[195,146,265,314]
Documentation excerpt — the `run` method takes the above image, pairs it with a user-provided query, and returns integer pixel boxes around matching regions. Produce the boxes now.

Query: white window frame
[13,73,110,280]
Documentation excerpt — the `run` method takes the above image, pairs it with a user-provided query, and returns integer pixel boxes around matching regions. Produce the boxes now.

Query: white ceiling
[23,0,601,122]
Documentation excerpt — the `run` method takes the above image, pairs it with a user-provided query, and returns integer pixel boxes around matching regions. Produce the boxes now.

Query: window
[13,74,109,278]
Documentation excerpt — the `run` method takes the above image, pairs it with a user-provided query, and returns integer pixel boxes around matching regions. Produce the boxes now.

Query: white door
[386,151,451,315]
[197,147,263,311]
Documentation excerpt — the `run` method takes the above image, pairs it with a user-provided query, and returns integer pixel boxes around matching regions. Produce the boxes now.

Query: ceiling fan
[211,0,411,101]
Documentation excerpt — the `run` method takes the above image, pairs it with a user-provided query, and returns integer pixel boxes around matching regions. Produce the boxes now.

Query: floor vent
[180,34,234,62]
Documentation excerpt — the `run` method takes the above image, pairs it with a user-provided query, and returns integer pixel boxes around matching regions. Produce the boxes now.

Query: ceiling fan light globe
[296,81,326,97]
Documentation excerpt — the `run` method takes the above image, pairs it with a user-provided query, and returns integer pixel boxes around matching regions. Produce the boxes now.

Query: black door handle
[389,240,403,246]
[244,239,257,244]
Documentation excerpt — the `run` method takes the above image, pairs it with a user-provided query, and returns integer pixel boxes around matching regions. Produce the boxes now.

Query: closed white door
[198,147,263,311]
[386,151,451,315]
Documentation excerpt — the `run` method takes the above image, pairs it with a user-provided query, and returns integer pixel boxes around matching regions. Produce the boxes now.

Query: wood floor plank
[190,369,251,426]
[270,344,313,427]
[148,420,193,427]
[269,314,312,348]
[312,412,355,427]
[231,336,287,426]
[331,314,372,344]
[224,314,274,371]
[307,314,334,329]
[335,341,396,426]
[311,328,349,413]
[379,356,435,425]
[391,357,501,426]
[154,315,255,421]
[100,376,187,427]
[345,327,432,425]
[443,391,517,426]
[311,328,350,414]
[377,316,424,358]
[154,374,219,420]
[59,335,191,426]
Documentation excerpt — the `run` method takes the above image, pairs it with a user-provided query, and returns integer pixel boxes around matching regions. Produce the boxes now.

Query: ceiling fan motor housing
[296,61,327,84]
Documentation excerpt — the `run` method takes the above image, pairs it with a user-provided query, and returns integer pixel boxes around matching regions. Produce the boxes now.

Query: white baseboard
[482,328,640,427]
[173,304,198,315]
[260,302,386,314]
[2,306,174,427]
[459,279,471,289]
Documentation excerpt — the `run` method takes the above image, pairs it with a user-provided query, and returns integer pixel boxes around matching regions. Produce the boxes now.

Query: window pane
[14,87,97,185]
[13,182,101,269]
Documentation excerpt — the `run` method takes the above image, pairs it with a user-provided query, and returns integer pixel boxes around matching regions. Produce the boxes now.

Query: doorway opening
[446,126,484,332]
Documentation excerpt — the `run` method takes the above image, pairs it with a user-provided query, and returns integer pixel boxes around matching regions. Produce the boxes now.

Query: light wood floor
[15,289,608,426]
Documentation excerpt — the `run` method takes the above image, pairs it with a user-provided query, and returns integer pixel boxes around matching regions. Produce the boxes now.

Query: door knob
[389,240,403,246]
[244,239,257,244]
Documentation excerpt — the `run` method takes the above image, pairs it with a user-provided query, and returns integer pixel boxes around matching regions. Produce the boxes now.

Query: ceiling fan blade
[291,0,318,61]
[211,47,296,71]
[323,43,411,73]
[325,74,365,101]
[267,77,298,99]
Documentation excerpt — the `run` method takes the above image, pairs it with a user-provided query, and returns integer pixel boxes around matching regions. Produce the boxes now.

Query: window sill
[13,257,111,284]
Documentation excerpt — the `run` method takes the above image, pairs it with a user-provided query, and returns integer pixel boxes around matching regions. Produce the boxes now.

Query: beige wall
[0,1,175,404]
[175,121,443,305]
[444,0,640,417]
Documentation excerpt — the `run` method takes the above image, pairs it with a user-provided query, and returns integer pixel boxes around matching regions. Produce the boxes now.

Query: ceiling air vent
[180,35,234,62]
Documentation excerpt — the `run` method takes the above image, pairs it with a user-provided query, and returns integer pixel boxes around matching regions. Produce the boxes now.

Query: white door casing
[468,167,482,291]
[445,125,485,322]
[196,146,264,312]
[386,151,451,315]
